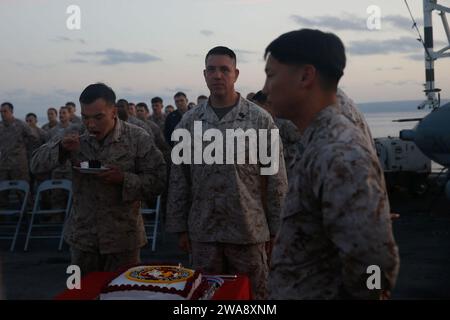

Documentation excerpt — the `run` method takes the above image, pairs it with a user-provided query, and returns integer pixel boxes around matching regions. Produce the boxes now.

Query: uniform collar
[300,104,335,148]
[197,93,250,124]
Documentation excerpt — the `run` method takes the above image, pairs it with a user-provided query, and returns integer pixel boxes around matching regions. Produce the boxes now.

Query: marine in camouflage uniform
[46,123,84,213]
[42,121,58,132]
[283,88,373,174]
[166,96,288,299]
[249,91,302,176]
[129,115,171,164]
[31,119,166,274]
[0,116,39,208]
[0,118,38,181]
[273,118,301,177]
[262,29,401,300]
[149,113,166,132]
[268,91,399,299]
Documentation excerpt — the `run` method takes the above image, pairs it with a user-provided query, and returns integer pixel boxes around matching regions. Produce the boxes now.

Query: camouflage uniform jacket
[42,122,58,132]
[286,88,375,171]
[129,116,170,164]
[274,118,302,176]
[149,114,166,131]
[30,119,167,254]
[0,118,39,172]
[268,95,400,299]
[166,96,288,244]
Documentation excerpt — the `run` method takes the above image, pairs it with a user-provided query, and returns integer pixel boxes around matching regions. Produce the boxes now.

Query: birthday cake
[99,265,205,300]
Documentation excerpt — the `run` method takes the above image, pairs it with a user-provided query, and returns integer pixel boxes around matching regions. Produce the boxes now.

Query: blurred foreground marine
[263,29,400,300]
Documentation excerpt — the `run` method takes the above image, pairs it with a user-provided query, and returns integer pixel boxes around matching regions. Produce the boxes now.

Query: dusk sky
[1,0,450,118]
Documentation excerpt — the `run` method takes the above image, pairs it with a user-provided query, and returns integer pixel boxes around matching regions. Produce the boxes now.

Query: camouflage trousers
[70,247,141,276]
[191,241,269,300]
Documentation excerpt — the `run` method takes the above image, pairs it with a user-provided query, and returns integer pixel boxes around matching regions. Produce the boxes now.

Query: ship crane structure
[398,0,450,199]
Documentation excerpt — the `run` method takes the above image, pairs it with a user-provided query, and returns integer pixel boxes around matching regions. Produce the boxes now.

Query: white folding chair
[0,180,30,251]
[24,179,73,251]
[141,196,161,252]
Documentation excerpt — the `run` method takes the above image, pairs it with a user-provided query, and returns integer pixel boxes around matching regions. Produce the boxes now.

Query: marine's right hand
[178,232,191,253]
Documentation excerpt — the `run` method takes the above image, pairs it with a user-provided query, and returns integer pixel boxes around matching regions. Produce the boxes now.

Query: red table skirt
[55,272,252,300]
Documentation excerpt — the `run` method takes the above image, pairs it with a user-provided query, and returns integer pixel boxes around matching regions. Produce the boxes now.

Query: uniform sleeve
[165,163,191,233]
[30,136,66,175]
[317,143,400,299]
[264,122,288,236]
[165,119,191,233]
[122,131,167,202]
[22,122,41,153]
[148,121,171,164]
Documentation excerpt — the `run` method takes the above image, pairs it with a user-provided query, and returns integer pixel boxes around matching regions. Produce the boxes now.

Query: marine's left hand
[97,165,124,185]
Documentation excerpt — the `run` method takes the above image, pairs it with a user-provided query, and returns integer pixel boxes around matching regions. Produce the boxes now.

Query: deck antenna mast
[404,0,450,109]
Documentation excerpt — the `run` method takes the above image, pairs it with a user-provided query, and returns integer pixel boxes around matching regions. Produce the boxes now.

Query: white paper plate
[73,166,110,174]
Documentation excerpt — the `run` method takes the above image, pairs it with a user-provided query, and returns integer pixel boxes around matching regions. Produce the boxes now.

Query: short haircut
[205,46,236,65]
[197,95,208,100]
[151,97,163,104]
[26,113,37,119]
[174,91,187,99]
[48,107,58,114]
[59,106,69,112]
[1,102,14,111]
[251,91,267,105]
[116,99,129,121]
[79,83,116,106]
[264,29,346,90]
[136,102,149,112]
[65,101,76,108]
[117,99,129,108]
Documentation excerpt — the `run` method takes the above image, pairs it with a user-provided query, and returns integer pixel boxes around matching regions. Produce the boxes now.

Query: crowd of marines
[0,28,400,300]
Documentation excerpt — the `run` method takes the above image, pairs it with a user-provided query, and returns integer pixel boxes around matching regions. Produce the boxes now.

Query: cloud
[164,87,191,94]
[384,15,423,30]
[14,62,56,69]
[235,49,257,55]
[186,53,201,58]
[200,30,214,37]
[235,49,257,63]
[406,53,425,61]
[68,58,88,64]
[74,49,161,65]
[347,37,447,59]
[224,0,272,4]
[0,89,81,118]
[374,80,422,87]
[291,13,365,31]
[290,13,423,32]
[347,36,423,55]
[51,36,86,44]
[374,66,404,71]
